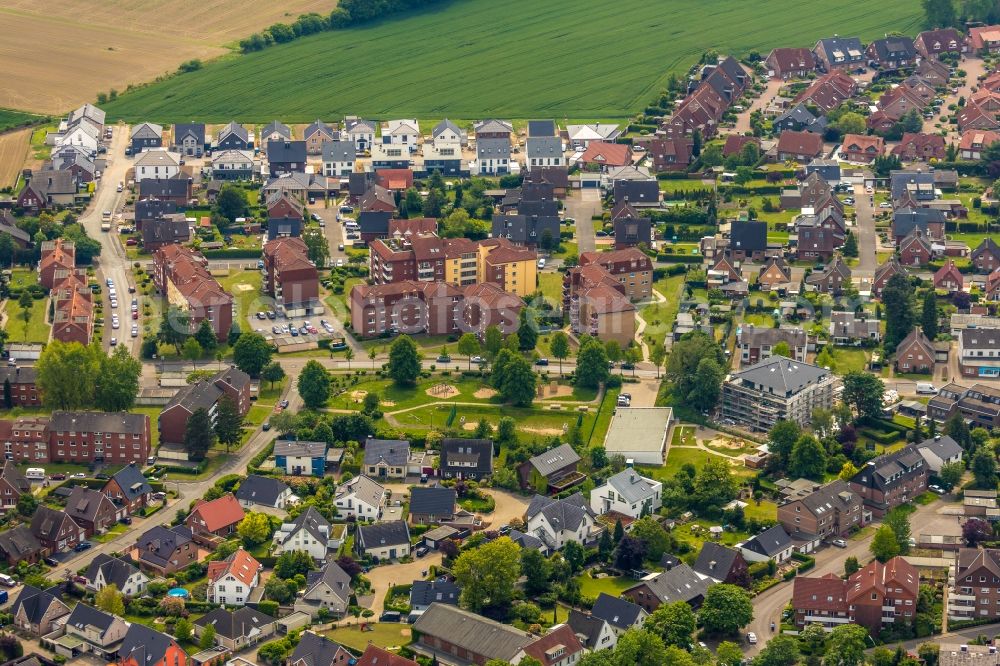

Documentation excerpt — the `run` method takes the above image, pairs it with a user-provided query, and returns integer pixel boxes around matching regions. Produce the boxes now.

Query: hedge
[202,248,263,259]
[718,184,784,196]
[655,254,702,264]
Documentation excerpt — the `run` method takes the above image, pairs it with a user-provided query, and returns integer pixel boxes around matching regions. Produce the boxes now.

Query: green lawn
[538,272,564,308]
[639,275,685,349]
[4,296,49,344]
[641,446,754,481]
[102,0,920,121]
[829,347,869,374]
[329,376,500,412]
[577,571,635,599]
[744,500,778,521]
[131,407,163,449]
[671,425,697,447]
[217,270,263,323]
[394,402,594,437]
[0,108,45,132]
[323,624,412,652]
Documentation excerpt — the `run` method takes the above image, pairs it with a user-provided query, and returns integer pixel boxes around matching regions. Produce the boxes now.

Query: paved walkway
[634,288,666,361]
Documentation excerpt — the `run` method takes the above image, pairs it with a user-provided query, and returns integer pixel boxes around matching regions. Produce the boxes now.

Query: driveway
[853,183,877,276]
[564,189,601,254]
[927,56,987,142]
[310,200,347,263]
[731,76,784,135]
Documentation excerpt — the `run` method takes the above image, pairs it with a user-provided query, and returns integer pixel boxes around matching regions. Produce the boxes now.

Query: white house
[525,493,599,553]
[134,150,181,182]
[334,475,385,521]
[526,136,564,171]
[737,524,796,564]
[57,125,99,152]
[356,521,410,560]
[295,562,352,618]
[345,118,377,153]
[432,119,465,149]
[589,469,662,519]
[84,554,149,597]
[211,150,255,180]
[914,435,964,474]
[208,548,262,606]
[272,506,337,561]
[234,475,296,510]
[322,141,356,177]
[382,119,420,148]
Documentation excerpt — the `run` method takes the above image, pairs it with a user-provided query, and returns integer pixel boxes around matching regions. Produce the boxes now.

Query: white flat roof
[603,407,673,453]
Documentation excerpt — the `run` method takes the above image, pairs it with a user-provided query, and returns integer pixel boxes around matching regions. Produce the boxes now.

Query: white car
[879,202,892,209]
[747,632,758,645]
[109,337,117,346]
[131,325,138,338]
[336,258,344,267]
[110,299,118,309]
[111,318,120,329]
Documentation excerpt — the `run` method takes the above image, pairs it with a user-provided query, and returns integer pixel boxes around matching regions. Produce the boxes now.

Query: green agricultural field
[102,0,921,122]
[0,109,45,133]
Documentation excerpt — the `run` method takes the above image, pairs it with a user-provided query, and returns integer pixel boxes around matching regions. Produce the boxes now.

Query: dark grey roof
[357,520,410,549]
[526,492,594,532]
[567,609,607,650]
[322,140,355,163]
[635,563,710,604]
[591,592,644,630]
[816,36,865,62]
[134,198,177,222]
[915,435,963,461]
[440,439,494,475]
[613,180,659,206]
[363,438,409,467]
[0,527,42,562]
[358,210,392,235]
[291,631,348,666]
[263,121,291,139]
[893,207,947,237]
[12,585,65,625]
[65,487,113,524]
[234,475,290,507]
[267,139,306,164]
[164,379,222,413]
[287,505,331,544]
[305,120,337,140]
[85,553,141,590]
[66,603,116,637]
[775,103,818,127]
[130,122,162,140]
[518,198,559,218]
[492,213,560,245]
[30,506,78,542]
[730,221,767,252]
[869,36,916,62]
[527,120,557,137]
[1,461,30,493]
[0,366,37,385]
[731,356,830,395]
[193,606,274,640]
[0,211,30,244]
[509,529,545,551]
[27,170,77,196]
[742,525,793,558]
[433,118,462,138]
[274,440,327,458]
[117,623,175,666]
[477,137,511,159]
[959,327,1000,350]
[527,443,580,477]
[526,136,562,159]
[409,579,460,607]
[139,177,189,199]
[137,525,192,568]
[346,118,377,133]
[604,469,659,504]
[218,122,249,144]
[409,487,456,517]
[173,123,205,145]
[889,170,935,200]
[305,561,351,600]
[411,604,532,662]
[693,542,743,580]
[142,217,189,246]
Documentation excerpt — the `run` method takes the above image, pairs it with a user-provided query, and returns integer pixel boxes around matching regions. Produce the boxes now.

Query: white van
[916,382,937,395]
[25,468,45,480]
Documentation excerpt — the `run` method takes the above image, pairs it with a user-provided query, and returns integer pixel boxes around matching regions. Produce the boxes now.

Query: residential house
[84,554,148,596]
[693,542,750,585]
[422,142,464,175]
[356,521,411,560]
[647,137,692,172]
[439,438,493,480]
[565,124,621,149]
[207,547,262,605]
[513,624,585,666]
[130,123,163,153]
[935,260,964,292]
[969,25,1000,52]
[322,141,356,177]
[577,247,653,300]
[562,266,636,346]
[829,311,881,345]
[112,622,187,666]
[38,238,75,289]
[137,176,191,206]
[758,257,793,291]
[296,561,352,618]
[62,603,129,660]
[960,130,1000,160]
[409,580,461,619]
[382,119,420,147]
[0,210,30,248]
[432,119,465,148]
[272,506,337,561]
[915,28,964,58]
[738,324,807,365]
[973,238,1000,272]
[526,137,564,171]
[491,212,560,248]
[185,493,245,537]
[738,524,795,564]
[193,607,275,652]
[776,130,824,162]
[589,469,662,519]
[0,461,31,512]
[722,134,760,158]
[359,184,397,214]
[234,475,294,509]
[793,71,857,113]
[134,150,180,182]
[792,557,918,634]
[474,119,513,175]
[30,506,84,553]
[412,603,533,666]
[899,228,934,266]
[866,36,917,70]
[172,123,206,157]
[621,563,711,613]
[517,443,582,493]
[849,445,929,517]
[274,440,327,476]
[914,435,964,473]
[211,149,255,180]
[777,479,864,546]
[289,632,353,666]
[158,368,251,445]
[363,438,409,479]
[215,122,252,151]
[772,104,827,134]
[948,548,1000,621]
[766,47,816,79]
[141,215,189,251]
[134,524,199,576]
[805,256,851,294]
[0,367,40,407]
[262,121,292,143]
[102,464,153,515]
[613,215,652,250]
[266,140,307,176]
[917,58,952,86]
[872,256,906,297]
[590,593,648,636]
[65,486,121,535]
[263,236,321,316]
[17,170,77,212]
[345,117,377,152]
[524,493,599,553]
[841,134,884,162]
[578,142,632,170]
[0,526,42,566]
[153,245,233,341]
[567,609,617,652]
[813,36,866,71]
[11,585,69,636]
[721,357,836,431]
[958,327,1000,378]
[928,383,1000,429]
[895,327,936,373]
[613,180,659,208]
[334,475,386,521]
[408,487,457,525]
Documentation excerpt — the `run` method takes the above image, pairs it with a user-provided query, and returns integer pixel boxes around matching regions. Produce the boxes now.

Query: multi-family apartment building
[737,325,807,365]
[0,367,40,408]
[777,479,865,546]
[928,383,1000,428]
[949,548,1000,621]
[848,445,928,518]
[562,264,636,346]
[577,248,652,301]
[38,239,76,290]
[153,244,234,341]
[958,328,1000,379]
[721,357,836,431]
[1,412,151,465]
[262,237,321,317]
[158,369,252,445]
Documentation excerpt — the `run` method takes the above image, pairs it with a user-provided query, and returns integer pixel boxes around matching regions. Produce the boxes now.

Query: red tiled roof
[959,129,1000,149]
[723,135,759,157]
[189,494,245,532]
[519,625,584,666]
[579,141,632,167]
[792,573,847,611]
[355,645,418,666]
[208,547,262,587]
[776,130,823,156]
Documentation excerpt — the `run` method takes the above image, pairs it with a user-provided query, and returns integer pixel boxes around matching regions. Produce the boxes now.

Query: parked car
[49,473,66,480]
[747,633,758,645]
[437,355,452,363]
[534,358,549,366]
[415,546,429,557]
[831,538,847,548]
[119,516,132,525]
[279,400,290,409]
[74,541,93,552]
[262,422,271,432]
[0,574,16,587]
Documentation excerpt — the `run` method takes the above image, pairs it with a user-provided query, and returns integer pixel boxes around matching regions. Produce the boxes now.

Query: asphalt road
[853,183,877,276]
[564,189,601,254]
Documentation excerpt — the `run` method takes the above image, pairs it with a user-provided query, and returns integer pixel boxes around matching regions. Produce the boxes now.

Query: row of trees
[35,341,141,411]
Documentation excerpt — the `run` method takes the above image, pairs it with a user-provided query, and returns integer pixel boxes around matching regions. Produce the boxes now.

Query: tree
[550,331,570,374]
[159,306,190,353]
[885,507,912,555]
[613,629,671,666]
[699,584,754,635]
[95,345,141,412]
[199,624,217,650]
[194,319,218,351]
[238,512,272,546]
[368,347,378,369]
[214,396,243,452]
[36,340,102,410]
[302,226,330,267]
[215,184,248,222]
[717,642,744,666]
[497,354,536,407]
[233,332,273,377]
[945,412,973,451]
[694,458,739,514]
[772,341,792,358]
[184,408,215,460]
[921,290,938,340]
[521,548,551,595]
[614,535,647,570]
[453,536,521,612]
[261,361,285,389]
[843,231,859,258]
[174,618,192,643]
[689,357,724,411]
[832,111,867,136]
[16,291,32,341]
[923,0,957,28]
[458,333,480,369]
[845,555,860,576]
[624,346,642,376]
[644,601,696,648]
[789,435,827,480]
[963,517,993,546]
[665,332,725,409]
[484,325,503,359]
[274,550,315,579]
[630,517,672,561]
[95,584,125,616]
[871,525,901,562]
[604,340,622,372]
[839,461,859,481]
[387,335,421,385]
[362,391,380,414]
[919,644,941,666]
[972,447,998,488]
[939,461,964,490]
[182,337,203,370]
[517,308,538,351]
[842,371,885,420]
[650,343,666,379]
[753,635,799,666]
[769,420,801,466]
[15,493,36,518]
[298,360,331,409]
[882,274,915,354]
[575,337,610,389]
[825,624,868,666]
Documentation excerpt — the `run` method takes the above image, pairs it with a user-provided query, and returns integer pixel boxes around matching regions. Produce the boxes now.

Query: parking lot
[249,310,343,343]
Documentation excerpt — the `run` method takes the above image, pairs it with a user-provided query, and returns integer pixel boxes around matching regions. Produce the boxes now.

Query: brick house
[765,47,815,79]
[51,281,93,345]
[48,411,150,465]
[777,479,864,544]
[959,131,1000,160]
[0,366,41,407]
[412,603,533,665]
[841,134,885,162]
[29,506,84,553]
[915,28,964,58]
[38,239,76,290]
[872,256,906,297]
[693,542,749,586]
[102,464,154,515]
[647,137,692,172]
[849,445,928,517]
[892,133,947,161]
[186,493,245,537]
[805,256,851,295]
[973,238,1000,272]
[263,236,320,316]
[758,256,792,291]
[577,247,653,301]
[899,228,933,266]
[112,622,188,666]
[949,548,1000,621]
[158,368,251,446]
[934,261,964,293]
[895,327,936,373]
[135,525,199,576]
[563,265,636,346]
[0,461,30,512]
[153,244,234,341]
[737,325,807,365]
[65,486,122,536]
[776,130,824,161]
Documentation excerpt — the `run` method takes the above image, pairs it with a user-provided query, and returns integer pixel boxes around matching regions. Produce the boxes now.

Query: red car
[49,473,66,480]
[132,311,138,320]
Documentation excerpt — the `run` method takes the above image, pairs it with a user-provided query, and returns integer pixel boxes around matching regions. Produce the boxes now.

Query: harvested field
[0,1,335,114]
[0,129,31,189]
